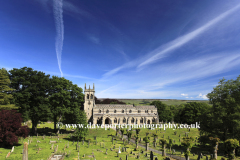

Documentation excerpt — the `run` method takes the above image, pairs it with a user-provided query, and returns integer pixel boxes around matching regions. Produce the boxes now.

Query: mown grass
[0,126,166,160]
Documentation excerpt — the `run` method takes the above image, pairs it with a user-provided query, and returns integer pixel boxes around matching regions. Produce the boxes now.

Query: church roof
[94,104,156,109]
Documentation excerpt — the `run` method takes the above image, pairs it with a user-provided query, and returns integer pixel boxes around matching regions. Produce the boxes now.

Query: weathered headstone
[206,155,208,160]
[126,154,128,160]
[6,152,11,158]
[11,146,14,153]
[51,144,54,149]
[22,142,28,160]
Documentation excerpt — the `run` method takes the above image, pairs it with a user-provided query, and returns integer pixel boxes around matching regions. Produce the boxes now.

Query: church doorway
[105,117,111,124]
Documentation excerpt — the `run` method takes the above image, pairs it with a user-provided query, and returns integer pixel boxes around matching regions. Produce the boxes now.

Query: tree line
[0,67,87,134]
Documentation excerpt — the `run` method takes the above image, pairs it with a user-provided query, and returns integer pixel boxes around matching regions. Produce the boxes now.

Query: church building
[84,84,159,125]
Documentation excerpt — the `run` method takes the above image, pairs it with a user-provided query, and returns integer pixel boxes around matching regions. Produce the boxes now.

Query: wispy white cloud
[103,3,240,77]
[88,35,100,44]
[137,3,240,69]
[53,0,64,77]
[197,93,208,99]
[181,93,188,96]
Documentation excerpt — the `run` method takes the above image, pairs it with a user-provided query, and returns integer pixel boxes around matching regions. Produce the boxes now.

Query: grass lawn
[0,125,165,160]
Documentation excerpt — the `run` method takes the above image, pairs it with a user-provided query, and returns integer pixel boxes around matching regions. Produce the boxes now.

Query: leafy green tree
[127,130,132,144]
[49,76,71,132]
[159,138,167,156]
[225,139,239,160]
[49,76,84,132]
[181,137,194,160]
[168,138,173,152]
[209,137,220,159]
[74,110,89,141]
[179,102,211,124]
[206,76,240,141]
[150,101,173,122]
[9,67,51,134]
[134,134,139,150]
[136,128,141,135]
[0,68,14,105]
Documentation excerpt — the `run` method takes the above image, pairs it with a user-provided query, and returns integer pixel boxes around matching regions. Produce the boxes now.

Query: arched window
[87,94,89,99]
[91,94,93,99]
[114,110,117,113]
[123,118,126,123]
[131,118,134,123]
[99,110,101,113]
[151,110,153,113]
[106,110,109,113]
[129,110,132,113]
[140,118,143,123]
[114,118,117,123]
[138,110,141,113]
[122,110,124,113]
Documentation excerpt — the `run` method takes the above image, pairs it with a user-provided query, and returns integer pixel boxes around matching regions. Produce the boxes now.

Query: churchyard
[1,121,240,160]
[0,122,165,160]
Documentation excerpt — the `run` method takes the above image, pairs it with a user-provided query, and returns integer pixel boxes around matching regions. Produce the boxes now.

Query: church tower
[84,83,95,123]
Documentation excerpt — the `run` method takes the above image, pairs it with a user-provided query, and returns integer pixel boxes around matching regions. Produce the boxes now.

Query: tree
[150,101,173,122]
[159,138,167,156]
[206,76,240,141]
[95,98,126,104]
[49,76,84,132]
[134,134,139,150]
[0,110,29,146]
[209,137,220,159]
[181,137,194,160]
[179,102,211,124]
[120,128,125,138]
[136,128,141,135]
[0,68,14,105]
[168,138,173,152]
[74,110,89,141]
[127,130,132,144]
[225,139,239,160]
[9,67,51,134]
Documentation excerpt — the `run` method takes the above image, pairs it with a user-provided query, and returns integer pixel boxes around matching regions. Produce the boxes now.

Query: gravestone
[150,151,154,160]
[111,148,113,151]
[6,152,11,158]
[11,146,14,153]
[51,144,54,149]
[94,136,96,140]
[206,156,208,160]
[179,134,181,137]
[22,142,28,160]
[82,140,84,145]
[77,140,79,146]
[88,140,90,148]
[122,147,124,152]
[113,145,115,149]
[126,154,128,160]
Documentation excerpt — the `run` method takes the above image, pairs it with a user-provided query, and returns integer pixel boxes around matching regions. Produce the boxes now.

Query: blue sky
[1,0,240,100]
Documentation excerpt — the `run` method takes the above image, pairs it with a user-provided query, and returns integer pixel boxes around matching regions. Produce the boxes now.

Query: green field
[115,99,210,106]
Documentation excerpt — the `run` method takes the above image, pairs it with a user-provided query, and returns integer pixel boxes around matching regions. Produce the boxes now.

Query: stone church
[84,84,159,125]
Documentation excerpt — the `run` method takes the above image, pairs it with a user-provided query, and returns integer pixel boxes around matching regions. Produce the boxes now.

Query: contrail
[137,3,240,68]
[53,0,64,77]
